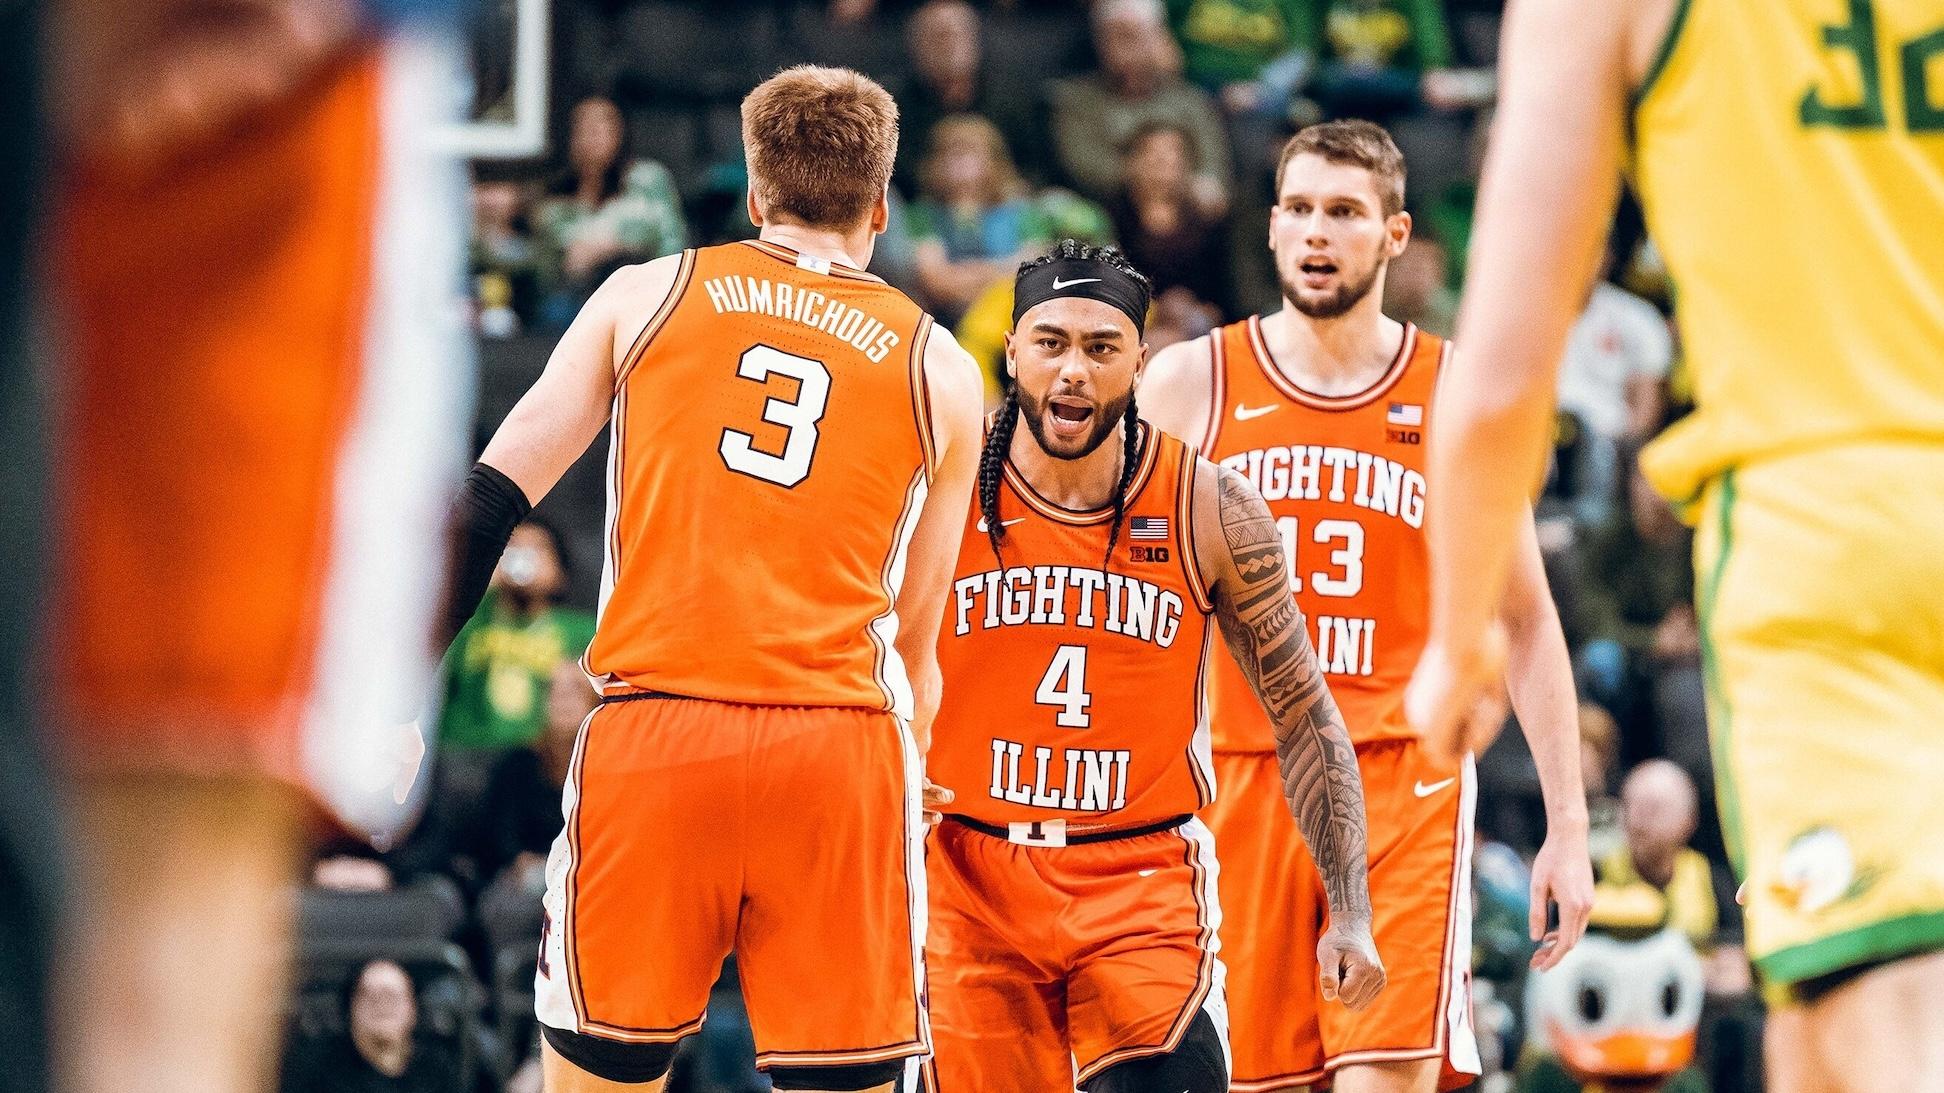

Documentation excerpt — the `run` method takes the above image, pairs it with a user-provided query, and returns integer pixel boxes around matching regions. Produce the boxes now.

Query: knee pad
[540,1024,678,1084]
[768,1058,909,1090]
[1081,1011,1228,1093]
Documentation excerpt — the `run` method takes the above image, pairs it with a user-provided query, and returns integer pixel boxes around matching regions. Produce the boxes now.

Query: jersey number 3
[719,345,830,487]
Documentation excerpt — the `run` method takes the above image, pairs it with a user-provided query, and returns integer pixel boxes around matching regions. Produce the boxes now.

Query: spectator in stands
[1602,760,1718,949]
[1111,121,1235,317]
[1580,701,1623,863]
[422,520,592,887]
[533,96,687,328]
[1050,0,1232,212]
[1555,253,1675,528]
[910,115,1052,322]
[1381,231,1455,336]
[282,960,462,1093]
[1574,464,1696,738]
[469,177,538,338]
[895,0,1045,194]
[1165,0,1320,184]
[1168,0,1315,102]
[469,659,596,892]
[439,521,593,761]
[1309,0,1472,121]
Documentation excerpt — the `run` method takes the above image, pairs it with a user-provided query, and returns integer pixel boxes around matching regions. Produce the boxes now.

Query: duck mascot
[1516,880,1706,1093]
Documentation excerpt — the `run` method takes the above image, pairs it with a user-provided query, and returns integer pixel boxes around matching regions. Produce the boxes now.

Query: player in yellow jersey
[1404,0,1944,1089]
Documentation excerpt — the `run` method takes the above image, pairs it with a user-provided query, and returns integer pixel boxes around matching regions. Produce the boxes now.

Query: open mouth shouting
[1045,395,1097,440]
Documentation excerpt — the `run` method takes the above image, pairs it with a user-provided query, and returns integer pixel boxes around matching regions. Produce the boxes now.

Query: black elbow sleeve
[441,462,532,647]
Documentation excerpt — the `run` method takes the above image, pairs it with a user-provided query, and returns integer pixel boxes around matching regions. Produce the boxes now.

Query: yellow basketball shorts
[1695,440,1944,986]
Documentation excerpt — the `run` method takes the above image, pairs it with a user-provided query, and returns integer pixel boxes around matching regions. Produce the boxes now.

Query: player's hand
[921,779,954,826]
[1404,626,1508,768]
[1317,916,1385,1011]
[1527,823,1595,971]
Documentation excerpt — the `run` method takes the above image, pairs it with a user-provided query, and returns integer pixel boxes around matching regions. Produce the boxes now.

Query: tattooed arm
[1192,460,1386,1009]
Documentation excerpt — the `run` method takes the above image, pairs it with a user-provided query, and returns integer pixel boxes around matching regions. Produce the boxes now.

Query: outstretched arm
[1408,0,1638,763]
[1194,461,1385,1010]
[442,257,679,646]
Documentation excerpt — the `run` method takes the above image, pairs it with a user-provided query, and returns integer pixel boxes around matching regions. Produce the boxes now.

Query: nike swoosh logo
[976,516,1028,533]
[1413,777,1456,798]
[1050,277,1101,290]
[1234,403,1280,421]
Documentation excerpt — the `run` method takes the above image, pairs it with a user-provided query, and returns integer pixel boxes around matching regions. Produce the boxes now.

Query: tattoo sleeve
[1211,469,1373,920]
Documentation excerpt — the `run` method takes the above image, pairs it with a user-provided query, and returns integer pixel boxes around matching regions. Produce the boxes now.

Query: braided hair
[979,240,1154,569]
[979,383,1021,564]
[1102,399,1143,568]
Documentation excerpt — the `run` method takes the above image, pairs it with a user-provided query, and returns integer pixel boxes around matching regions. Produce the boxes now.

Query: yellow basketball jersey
[1631,0,1944,504]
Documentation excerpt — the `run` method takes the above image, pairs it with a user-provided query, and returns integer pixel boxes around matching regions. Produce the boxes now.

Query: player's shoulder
[593,251,691,316]
[918,321,985,449]
[921,321,981,390]
[1146,331,1218,381]
[1140,332,1221,437]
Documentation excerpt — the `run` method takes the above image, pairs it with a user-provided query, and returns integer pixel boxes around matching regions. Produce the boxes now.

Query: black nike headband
[1012,255,1150,337]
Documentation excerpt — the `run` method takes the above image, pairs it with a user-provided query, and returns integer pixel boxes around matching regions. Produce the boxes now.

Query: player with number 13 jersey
[1143,122,1590,1093]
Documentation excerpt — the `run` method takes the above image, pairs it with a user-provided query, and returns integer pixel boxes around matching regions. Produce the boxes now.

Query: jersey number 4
[1036,644,1093,728]
[718,345,830,487]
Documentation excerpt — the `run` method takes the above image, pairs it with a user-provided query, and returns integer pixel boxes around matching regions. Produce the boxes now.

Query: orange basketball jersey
[585,239,938,715]
[1199,317,1448,750]
[930,426,1218,828]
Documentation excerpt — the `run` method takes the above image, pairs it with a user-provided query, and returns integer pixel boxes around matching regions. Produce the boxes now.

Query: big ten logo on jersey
[988,737,1132,813]
[1385,400,1424,445]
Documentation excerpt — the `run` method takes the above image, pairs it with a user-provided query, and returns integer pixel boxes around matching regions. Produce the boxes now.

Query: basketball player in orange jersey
[921,241,1383,1093]
[1140,121,1594,1093]
[46,4,470,1093]
[438,67,983,1093]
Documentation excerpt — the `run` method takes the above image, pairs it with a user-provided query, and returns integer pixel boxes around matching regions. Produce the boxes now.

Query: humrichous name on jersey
[700,274,902,362]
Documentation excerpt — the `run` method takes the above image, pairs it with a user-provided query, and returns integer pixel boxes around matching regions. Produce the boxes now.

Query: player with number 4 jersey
[438,67,984,1093]
[1143,122,1592,1093]
[922,242,1382,1093]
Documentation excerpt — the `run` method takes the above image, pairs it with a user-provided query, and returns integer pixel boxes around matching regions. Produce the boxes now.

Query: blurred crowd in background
[282,1,1757,1090]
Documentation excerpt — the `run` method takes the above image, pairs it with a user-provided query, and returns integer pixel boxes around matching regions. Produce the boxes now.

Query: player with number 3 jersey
[921,242,1383,1093]
[1143,122,1592,1093]
[437,67,984,1093]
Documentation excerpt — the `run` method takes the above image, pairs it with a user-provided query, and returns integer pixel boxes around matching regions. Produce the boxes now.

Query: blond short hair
[741,65,899,230]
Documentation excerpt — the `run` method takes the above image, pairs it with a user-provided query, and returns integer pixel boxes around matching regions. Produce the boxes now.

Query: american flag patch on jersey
[1129,516,1169,541]
[1387,402,1424,427]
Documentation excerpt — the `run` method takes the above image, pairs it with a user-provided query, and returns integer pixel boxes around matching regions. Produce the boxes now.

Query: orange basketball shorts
[1204,739,1479,1091]
[920,814,1228,1092]
[536,696,928,1075]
